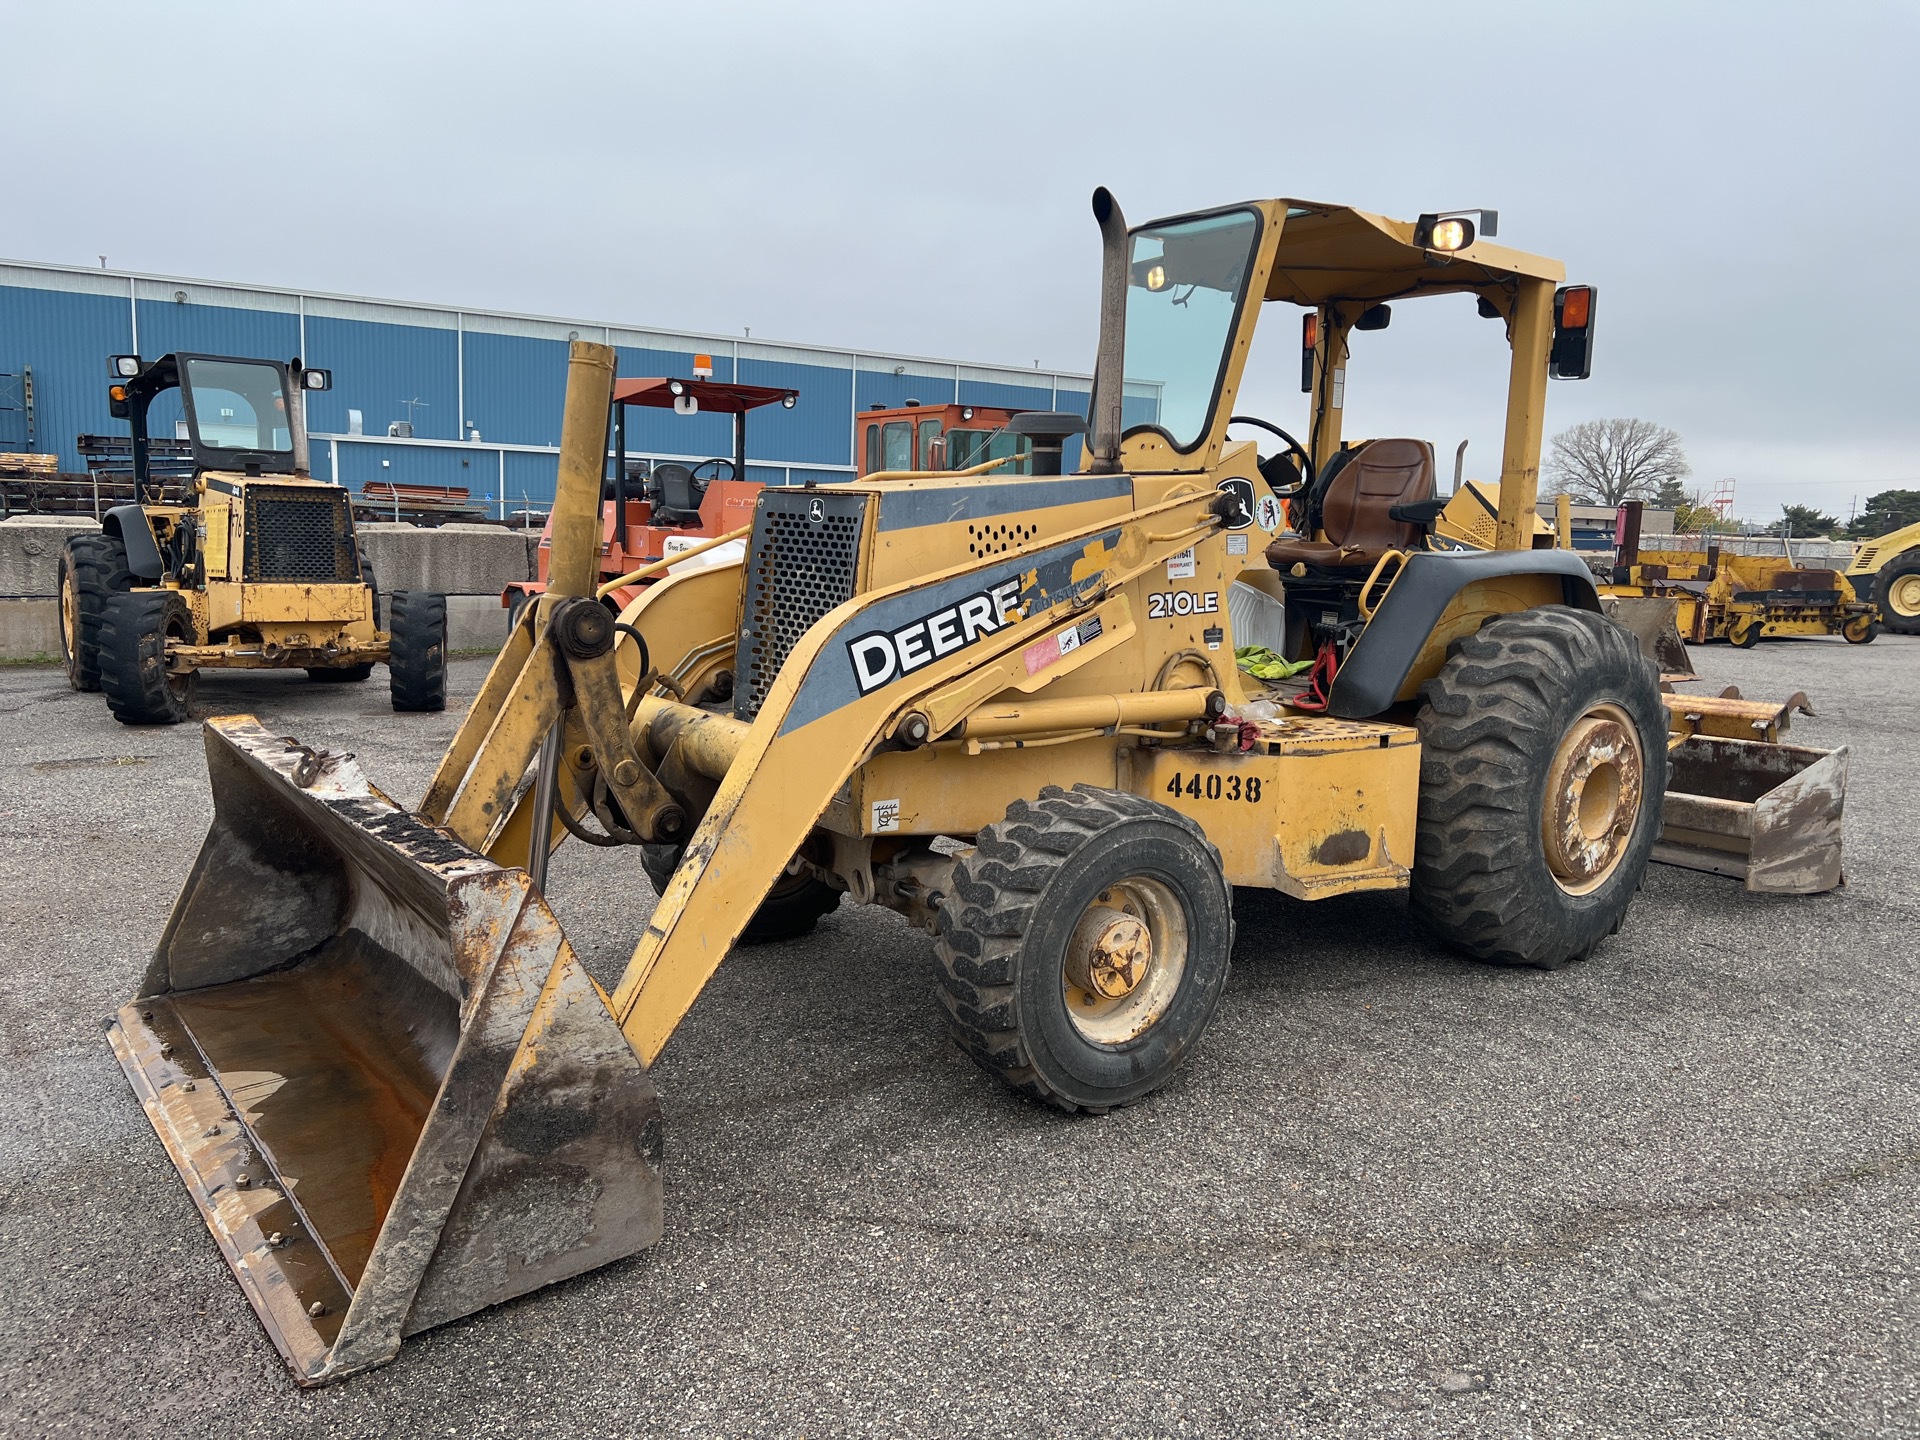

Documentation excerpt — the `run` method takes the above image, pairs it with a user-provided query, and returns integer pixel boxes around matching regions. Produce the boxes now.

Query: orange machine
[855,400,1035,477]
[504,373,797,617]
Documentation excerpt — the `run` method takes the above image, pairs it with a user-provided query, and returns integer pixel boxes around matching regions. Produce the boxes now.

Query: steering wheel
[1227,416,1314,496]
[689,458,735,484]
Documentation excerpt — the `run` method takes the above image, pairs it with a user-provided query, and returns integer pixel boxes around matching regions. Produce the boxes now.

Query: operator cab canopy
[1111,197,1590,490]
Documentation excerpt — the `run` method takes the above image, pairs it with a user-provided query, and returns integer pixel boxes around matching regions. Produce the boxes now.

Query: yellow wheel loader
[1843,519,1920,634]
[109,192,1830,1385]
[58,353,448,724]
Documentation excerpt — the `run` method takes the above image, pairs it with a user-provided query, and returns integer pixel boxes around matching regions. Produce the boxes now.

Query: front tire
[58,533,133,691]
[1874,549,1920,636]
[935,785,1234,1114]
[388,590,448,712]
[98,591,197,725]
[640,843,841,943]
[1411,606,1666,969]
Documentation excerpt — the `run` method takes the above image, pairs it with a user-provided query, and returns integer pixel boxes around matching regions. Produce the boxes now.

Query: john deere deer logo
[807,498,825,523]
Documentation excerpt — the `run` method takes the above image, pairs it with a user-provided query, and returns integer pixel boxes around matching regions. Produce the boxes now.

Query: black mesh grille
[734,490,870,720]
[243,486,358,584]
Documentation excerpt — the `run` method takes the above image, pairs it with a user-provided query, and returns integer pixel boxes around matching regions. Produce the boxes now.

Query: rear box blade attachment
[108,716,663,1385]
[1657,735,1849,894]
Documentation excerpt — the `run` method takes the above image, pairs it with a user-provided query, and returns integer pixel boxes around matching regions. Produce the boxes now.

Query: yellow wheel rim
[59,568,78,661]
[1540,703,1645,896]
[1889,573,1920,618]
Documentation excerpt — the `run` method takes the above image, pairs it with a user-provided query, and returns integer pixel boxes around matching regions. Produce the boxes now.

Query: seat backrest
[653,462,701,518]
[1320,438,1435,551]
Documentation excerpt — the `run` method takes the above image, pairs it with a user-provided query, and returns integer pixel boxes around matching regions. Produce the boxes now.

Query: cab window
[882,421,913,471]
[183,358,292,452]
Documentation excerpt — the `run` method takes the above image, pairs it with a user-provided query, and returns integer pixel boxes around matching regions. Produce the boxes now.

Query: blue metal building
[0,258,1101,512]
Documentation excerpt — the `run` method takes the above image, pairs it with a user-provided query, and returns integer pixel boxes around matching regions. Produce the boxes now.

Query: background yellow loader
[58,352,447,723]
[108,190,1836,1384]
[1844,519,1920,634]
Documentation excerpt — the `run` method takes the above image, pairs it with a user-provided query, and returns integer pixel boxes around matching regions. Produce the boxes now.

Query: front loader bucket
[107,716,663,1385]
[1656,735,1850,894]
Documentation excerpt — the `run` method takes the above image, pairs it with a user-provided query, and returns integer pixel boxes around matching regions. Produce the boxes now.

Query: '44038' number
[1166,771,1262,804]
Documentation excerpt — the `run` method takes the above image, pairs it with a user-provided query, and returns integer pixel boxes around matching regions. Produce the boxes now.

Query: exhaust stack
[1087,187,1128,474]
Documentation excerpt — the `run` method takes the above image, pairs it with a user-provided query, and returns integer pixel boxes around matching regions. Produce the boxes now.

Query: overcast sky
[10,1,1917,522]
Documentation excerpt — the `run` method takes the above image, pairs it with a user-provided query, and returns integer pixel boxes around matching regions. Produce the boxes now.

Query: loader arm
[609,485,1227,1062]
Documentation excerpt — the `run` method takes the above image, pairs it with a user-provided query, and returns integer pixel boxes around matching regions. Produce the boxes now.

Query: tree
[1847,488,1920,540]
[1767,504,1842,538]
[1652,476,1691,509]
[1546,419,1691,507]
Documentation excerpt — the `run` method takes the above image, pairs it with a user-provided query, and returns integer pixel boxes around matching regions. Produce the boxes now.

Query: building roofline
[0,255,1094,385]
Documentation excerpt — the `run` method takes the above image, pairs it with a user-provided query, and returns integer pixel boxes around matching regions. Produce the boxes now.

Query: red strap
[1290,642,1339,714]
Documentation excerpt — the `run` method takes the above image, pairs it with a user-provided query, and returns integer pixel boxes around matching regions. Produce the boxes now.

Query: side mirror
[1354,303,1392,332]
[1549,285,1596,380]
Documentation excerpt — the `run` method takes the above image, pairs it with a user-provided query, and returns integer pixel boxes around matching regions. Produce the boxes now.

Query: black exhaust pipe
[1088,187,1128,474]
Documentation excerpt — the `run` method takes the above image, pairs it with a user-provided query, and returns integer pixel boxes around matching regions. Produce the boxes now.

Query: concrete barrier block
[377,592,509,653]
[0,598,62,660]
[356,522,533,596]
[1,516,101,598]
[445,594,508,651]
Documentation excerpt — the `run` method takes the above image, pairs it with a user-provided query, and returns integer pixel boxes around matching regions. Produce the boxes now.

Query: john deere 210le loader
[109,191,1842,1384]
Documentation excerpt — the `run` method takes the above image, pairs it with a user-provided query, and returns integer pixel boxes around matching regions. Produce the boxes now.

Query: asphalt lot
[0,637,1914,1439]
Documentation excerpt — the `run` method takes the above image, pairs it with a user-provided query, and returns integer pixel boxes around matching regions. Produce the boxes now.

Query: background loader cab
[503,373,798,619]
[855,400,1035,478]
[57,352,447,723]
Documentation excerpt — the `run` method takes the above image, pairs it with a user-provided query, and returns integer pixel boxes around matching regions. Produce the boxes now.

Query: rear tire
[1411,606,1665,970]
[640,843,841,943]
[98,591,197,725]
[388,590,448,712]
[934,785,1234,1114]
[1874,549,1920,636]
[58,533,133,691]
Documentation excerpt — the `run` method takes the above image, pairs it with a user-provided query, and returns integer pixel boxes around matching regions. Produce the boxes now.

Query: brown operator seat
[1264,438,1436,570]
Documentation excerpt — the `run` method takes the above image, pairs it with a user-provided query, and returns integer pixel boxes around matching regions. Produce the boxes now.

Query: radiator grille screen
[243,486,358,584]
[734,490,869,720]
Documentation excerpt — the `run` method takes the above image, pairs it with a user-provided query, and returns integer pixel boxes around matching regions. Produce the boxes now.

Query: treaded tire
[934,784,1234,1115]
[1412,605,1665,969]
[59,533,133,691]
[1874,548,1920,635]
[98,591,196,726]
[640,843,841,943]
[388,590,448,712]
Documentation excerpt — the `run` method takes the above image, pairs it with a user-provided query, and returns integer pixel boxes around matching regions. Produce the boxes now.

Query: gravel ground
[0,636,1914,1439]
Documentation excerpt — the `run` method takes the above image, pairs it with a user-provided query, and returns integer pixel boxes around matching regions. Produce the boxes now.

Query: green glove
[1235,645,1311,680]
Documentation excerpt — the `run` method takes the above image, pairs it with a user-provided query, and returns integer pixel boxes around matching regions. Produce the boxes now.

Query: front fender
[102,504,166,581]
[1329,550,1601,718]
